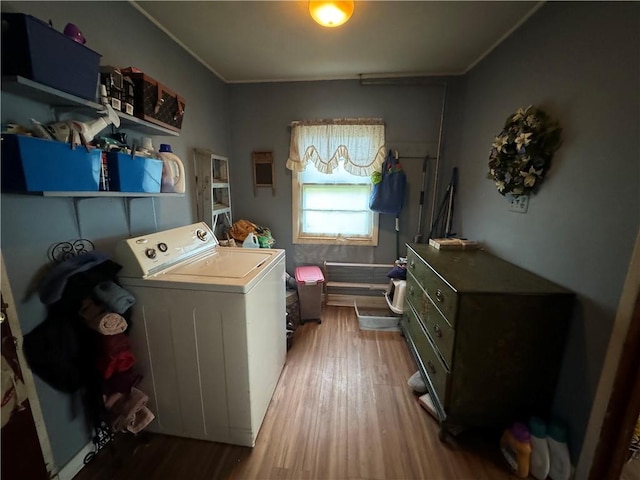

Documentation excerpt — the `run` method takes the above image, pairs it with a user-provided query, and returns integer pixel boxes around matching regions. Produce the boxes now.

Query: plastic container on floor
[529,416,551,480]
[407,370,427,394]
[354,301,401,332]
[295,266,324,323]
[548,420,572,480]
[286,290,300,330]
[500,422,532,478]
[385,279,407,314]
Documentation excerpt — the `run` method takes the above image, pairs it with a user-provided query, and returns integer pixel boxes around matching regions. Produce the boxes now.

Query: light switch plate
[508,194,529,213]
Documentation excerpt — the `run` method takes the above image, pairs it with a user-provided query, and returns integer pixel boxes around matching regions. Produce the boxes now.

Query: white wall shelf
[1,75,179,136]
[2,76,184,208]
[40,191,184,198]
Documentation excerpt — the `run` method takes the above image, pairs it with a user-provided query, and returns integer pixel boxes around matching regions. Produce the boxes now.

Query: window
[287,119,385,246]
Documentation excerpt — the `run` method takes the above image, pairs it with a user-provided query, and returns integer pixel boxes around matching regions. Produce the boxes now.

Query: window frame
[292,170,379,246]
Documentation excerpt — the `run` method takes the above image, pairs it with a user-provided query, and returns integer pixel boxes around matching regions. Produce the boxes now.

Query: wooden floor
[622,456,640,480]
[74,306,516,480]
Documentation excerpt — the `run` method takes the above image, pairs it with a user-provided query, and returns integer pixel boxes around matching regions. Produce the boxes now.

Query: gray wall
[229,79,451,273]
[1,1,229,469]
[446,1,639,460]
[2,0,638,473]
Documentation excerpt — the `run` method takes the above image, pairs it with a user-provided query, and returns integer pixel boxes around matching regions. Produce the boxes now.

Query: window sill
[293,236,378,247]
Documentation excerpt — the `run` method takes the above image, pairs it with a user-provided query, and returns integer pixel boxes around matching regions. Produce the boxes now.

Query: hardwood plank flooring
[73,306,516,480]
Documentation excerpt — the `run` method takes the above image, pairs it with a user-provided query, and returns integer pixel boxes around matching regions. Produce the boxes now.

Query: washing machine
[115,222,286,447]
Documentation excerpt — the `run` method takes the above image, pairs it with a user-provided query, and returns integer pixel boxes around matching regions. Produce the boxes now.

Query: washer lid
[166,248,273,279]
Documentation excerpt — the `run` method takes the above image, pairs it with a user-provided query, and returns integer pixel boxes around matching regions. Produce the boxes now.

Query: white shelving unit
[194,148,232,237]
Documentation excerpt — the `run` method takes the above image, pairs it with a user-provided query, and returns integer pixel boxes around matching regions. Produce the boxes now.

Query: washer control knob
[145,248,157,259]
[157,242,168,252]
[196,229,208,242]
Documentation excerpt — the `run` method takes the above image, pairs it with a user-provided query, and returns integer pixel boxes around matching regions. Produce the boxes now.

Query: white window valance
[286,118,386,177]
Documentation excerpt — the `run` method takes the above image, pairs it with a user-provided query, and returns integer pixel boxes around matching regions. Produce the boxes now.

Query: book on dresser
[400,243,574,439]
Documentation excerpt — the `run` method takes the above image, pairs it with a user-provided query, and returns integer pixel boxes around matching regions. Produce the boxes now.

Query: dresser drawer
[407,249,458,324]
[404,300,426,352]
[406,271,454,368]
[405,303,450,405]
[422,298,454,369]
[406,271,429,318]
[406,249,428,286]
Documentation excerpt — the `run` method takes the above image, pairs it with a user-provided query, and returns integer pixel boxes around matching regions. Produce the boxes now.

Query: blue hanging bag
[369,150,407,215]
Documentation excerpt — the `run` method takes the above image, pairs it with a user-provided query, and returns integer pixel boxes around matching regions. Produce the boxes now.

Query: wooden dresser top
[407,243,574,296]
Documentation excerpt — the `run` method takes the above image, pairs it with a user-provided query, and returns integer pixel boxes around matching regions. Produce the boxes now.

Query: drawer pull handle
[435,289,444,303]
[433,324,442,338]
[409,260,415,270]
[408,285,414,296]
[427,360,437,375]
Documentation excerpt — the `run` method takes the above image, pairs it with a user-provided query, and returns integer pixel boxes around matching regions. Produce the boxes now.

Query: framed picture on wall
[252,151,275,195]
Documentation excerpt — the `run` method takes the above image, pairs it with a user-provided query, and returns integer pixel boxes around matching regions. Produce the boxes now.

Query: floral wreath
[487,105,562,196]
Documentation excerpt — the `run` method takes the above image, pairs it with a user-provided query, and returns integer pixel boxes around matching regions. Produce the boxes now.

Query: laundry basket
[295,266,324,324]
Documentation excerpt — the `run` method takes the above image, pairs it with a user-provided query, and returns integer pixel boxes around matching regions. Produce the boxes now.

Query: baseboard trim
[56,441,95,480]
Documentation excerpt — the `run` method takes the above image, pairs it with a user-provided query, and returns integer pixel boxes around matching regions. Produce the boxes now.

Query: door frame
[577,229,640,479]
[588,291,640,480]
[1,253,56,476]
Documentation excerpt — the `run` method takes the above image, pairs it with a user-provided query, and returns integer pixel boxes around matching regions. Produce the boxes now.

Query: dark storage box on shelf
[1,13,101,101]
[120,68,186,133]
[1,134,101,192]
[106,152,163,193]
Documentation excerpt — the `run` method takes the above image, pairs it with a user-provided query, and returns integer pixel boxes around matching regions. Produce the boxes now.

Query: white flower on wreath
[512,105,532,122]
[492,135,508,152]
[525,115,541,129]
[515,132,533,150]
[496,180,506,192]
[520,166,543,187]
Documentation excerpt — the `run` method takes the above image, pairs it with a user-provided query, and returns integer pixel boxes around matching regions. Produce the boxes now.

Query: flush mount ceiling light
[309,1,355,28]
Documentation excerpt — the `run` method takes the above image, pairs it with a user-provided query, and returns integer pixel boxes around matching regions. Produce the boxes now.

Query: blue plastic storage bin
[1,13,101,101]
[1,134,101,192]
[106,152,163,193]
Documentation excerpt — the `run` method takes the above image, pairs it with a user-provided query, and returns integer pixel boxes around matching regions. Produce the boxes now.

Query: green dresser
[401,243,574,438]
